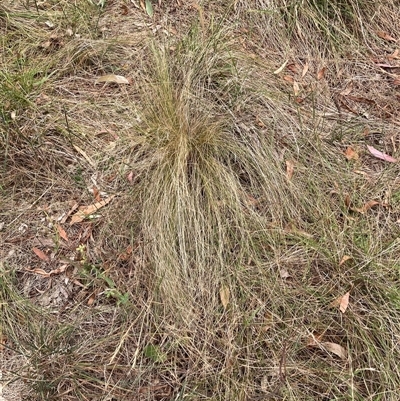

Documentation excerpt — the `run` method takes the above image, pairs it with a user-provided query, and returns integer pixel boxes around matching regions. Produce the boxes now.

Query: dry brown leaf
[25,265,67,277]
[317,66,327,80]
[121,4,129,15]
[347,95,374,104]
[61,202,79,224]
[340,84,353,96]
[330,292,350,313]
[301,62,309,78]
[344,147,359,161]
[256,116,265,127]
[286,160,295,180]
[87,293,96,306]
[73,145,96,167]
[283,75,294,83]
[293,81,300,95]
[306,332,324,347]
[70,195,115,225]
[273,60,288,75]
[376,31,397,42]
[25,267,50,277]
[287,63,301,74]
[339,292,350,313]
[393,77,400,86]
[321,342,347,359]
[279,268,290,279]
[284,222,313,238]
[49,264,68,276]
[307,334,347,359]
[95,74,130,84]
[32,247,50,261]
[263,311,274,332]
[352,200,380,214]
[375,62,396,68]
[92,186,101,202]
[220,286,230,309]
[57,224,69,242]
[339,255,352,266]
[367,145,397,163]
[118,245,133,261]
[388,49,400,60]
[0,335,7,351]
[73,279,85,288]
[127,171,134,183]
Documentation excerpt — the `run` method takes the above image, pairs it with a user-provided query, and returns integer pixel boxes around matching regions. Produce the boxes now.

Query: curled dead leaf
[73,145,96,167]
[352,200,380,214]
[339,255,352,266]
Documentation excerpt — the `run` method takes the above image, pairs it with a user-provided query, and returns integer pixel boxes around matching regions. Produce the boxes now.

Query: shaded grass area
[1,1,400,400]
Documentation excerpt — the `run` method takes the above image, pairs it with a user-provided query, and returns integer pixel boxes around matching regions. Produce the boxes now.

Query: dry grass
[1,1,400,400]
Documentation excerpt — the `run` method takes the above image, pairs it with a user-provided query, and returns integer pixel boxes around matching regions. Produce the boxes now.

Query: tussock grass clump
[127,28,301,317]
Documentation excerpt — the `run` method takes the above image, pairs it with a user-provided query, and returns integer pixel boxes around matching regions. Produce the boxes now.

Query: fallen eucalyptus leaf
[95,74,130,84]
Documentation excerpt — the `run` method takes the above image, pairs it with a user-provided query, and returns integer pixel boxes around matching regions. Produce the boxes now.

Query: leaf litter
[70,195,116,225]
[330,291,350,313]
[367,145,397,163]
[32,247,50,261]
[219,286,230,309]
[307,333,347,360]
[95,74,130,84]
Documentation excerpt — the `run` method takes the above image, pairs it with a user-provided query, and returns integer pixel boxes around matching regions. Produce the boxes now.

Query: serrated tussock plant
[129,28,302,321]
